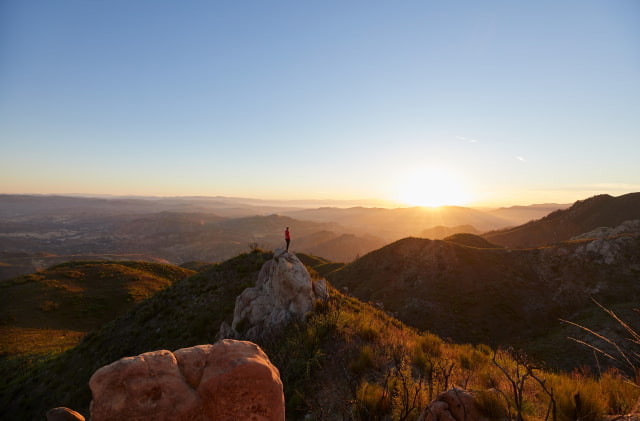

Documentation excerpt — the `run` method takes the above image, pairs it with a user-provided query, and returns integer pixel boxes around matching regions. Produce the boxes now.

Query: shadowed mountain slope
[328,235,640,368]
[482,193,640,248]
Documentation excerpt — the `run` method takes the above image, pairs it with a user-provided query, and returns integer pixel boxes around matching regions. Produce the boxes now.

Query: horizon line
[1,191,617,210]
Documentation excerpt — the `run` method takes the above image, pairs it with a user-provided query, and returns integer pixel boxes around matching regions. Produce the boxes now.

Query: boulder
[89,339,284,421]
[418,387,488,421]
[46,407,85,421]
[227,249,329,339]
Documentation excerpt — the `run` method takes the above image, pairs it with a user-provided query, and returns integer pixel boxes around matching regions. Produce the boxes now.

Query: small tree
[492,347,557,421]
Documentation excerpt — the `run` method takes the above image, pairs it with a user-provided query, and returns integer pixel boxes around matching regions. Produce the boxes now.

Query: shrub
[552,375,606,421]
[39,300,60,312]
[351,345,375,373]
[357,321,379,342]
[460,349,485,371]
[475,389,508,419]
[599,368,639,414]
[416,332,443,357]
[356,380,390,419]
[476,343,493,355]
[390,359,428,421]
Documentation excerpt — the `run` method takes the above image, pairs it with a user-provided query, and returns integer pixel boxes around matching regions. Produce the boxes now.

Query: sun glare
[395,168,472,208]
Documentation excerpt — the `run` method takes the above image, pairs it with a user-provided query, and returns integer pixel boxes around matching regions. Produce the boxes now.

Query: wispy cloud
[456,135,478,143]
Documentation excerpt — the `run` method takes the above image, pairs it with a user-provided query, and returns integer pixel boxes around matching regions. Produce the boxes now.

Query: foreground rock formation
[221,249,329,339]
[88,339,284,421]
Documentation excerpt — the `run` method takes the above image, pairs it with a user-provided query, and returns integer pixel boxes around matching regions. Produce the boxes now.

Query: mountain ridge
[482,192,640,248]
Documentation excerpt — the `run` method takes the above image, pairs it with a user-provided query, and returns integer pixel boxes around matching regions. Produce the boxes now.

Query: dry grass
[261,287,640,420]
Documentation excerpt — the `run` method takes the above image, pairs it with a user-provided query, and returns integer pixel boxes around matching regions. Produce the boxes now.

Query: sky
[1,1,639,207]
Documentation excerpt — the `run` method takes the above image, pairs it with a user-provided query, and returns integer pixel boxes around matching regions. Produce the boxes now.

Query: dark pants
[285,239,290,251]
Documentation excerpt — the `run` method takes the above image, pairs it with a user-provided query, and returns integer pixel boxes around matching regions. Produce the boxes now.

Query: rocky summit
[222,249,329,339]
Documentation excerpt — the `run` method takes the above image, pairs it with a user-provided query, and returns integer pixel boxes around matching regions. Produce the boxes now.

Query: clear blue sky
[1,1,639,206]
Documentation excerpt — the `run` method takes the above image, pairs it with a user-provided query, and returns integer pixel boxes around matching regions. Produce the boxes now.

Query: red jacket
[285,229,290,240]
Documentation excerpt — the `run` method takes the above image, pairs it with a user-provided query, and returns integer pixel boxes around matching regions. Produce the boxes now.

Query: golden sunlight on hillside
[395,167,472,207]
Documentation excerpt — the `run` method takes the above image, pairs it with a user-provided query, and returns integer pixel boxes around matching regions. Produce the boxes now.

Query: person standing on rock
[284,227,291,251]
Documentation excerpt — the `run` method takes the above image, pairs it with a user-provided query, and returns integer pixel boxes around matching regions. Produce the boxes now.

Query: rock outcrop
[574,233,639,265]
[571,219,640,240]
[88,339,284,421]
[222,249,329,339]
[418,387,492,421]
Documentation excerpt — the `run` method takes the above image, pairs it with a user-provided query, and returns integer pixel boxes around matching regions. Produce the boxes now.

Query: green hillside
[0,261,195,360]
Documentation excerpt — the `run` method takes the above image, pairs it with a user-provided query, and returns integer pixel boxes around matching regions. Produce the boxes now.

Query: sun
[395,168,472,208]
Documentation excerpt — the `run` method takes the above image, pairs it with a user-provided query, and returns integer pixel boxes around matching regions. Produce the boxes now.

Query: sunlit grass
[0,326,85,357]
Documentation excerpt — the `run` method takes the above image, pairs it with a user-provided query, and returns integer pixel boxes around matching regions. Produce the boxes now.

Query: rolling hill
[0,261,195,358]
[420,224,480,239]
[443,233,503,248]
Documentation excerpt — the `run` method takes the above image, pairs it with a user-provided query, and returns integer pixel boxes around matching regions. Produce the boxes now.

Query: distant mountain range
[280,202,567,238]
[0,194,569,281]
